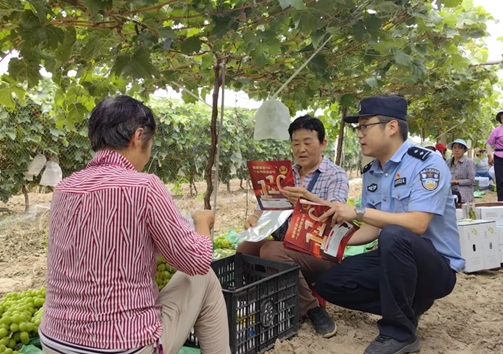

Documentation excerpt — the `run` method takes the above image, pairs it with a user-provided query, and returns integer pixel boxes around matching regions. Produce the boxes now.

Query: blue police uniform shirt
[361,141,465,272]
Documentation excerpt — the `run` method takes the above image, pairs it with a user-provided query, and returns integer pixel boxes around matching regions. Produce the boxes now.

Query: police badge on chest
[393,173,406,188]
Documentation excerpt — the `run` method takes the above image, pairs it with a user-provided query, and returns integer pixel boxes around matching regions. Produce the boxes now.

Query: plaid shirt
[293,155,349,203]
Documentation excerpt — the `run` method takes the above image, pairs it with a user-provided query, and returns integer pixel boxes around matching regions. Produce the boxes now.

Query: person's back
[40,96,230,354]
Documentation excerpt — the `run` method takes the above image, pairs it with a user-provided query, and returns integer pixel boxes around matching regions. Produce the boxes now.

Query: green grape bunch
[213,235,234,250]
[154,257,177,290]
[0,287,46,353]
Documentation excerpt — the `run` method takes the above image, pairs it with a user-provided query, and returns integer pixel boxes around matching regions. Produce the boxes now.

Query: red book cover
[247,160,296,210]
[283,199,359,263]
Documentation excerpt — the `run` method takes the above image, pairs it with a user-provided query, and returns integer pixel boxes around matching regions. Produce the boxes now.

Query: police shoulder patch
[407,147,432,161]
[419,167,441,191]
[362,161,373,174]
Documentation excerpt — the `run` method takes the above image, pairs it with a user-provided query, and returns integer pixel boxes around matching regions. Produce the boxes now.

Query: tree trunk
[226,181,231,193]
[22,185,29,212]
[203,60,222,210]
[189,170,197,197]
[335,107,347,166]
[240,178,244,189]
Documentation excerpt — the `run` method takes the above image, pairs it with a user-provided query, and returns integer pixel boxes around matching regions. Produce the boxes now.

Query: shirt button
[385,173,388,177]
[383,197,387,202]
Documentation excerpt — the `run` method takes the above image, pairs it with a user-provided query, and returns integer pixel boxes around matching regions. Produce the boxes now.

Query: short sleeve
[361,174,373,209]
[408,155,452,216]
[487,127,498,145]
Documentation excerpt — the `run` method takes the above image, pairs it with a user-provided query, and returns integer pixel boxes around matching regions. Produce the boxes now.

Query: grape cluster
[213,235,233,250]
[154,257,177,290]
[0,288,46,354]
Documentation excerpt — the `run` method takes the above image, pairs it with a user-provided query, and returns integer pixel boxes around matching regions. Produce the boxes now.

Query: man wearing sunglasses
[313,96,464,354]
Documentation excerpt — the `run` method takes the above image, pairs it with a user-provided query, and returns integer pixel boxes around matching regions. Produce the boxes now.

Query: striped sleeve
[146,176,213,276]
[326,167,349,203]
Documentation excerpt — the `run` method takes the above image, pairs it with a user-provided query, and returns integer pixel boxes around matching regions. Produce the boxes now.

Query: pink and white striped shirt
[40,150,213,350]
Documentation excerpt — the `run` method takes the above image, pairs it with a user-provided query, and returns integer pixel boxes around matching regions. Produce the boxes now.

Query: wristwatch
[355,205,366,222]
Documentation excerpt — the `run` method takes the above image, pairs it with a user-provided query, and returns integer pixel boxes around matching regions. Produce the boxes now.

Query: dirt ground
[1,179,502,354]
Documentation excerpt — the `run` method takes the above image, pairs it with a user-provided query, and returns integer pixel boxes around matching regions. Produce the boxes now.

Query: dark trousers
[316,225,456,342]
[494,155,503,201]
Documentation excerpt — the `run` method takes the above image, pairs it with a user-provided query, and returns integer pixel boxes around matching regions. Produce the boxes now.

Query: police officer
[314,96,465,354]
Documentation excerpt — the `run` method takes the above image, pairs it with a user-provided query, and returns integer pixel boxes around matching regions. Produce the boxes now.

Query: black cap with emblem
[345,95,408,124]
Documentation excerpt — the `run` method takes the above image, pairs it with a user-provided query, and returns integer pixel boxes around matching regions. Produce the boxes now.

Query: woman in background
[474,148,491,180]
[487,111,503,201]
[447,138,475,203]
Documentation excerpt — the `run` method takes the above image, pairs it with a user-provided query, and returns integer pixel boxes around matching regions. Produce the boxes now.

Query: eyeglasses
[353,121,389,133]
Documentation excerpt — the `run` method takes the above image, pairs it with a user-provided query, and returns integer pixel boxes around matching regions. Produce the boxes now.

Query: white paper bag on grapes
[253,99,291,141]
[235,210,293,242]
[25,154,47,181]
[40,161,62,187]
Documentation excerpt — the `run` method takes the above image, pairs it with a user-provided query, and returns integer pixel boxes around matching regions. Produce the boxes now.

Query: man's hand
[488,155,494,166]
[319,202,357,227]
[282,186,308,205]
[192,210,215,229]
[451,180,458,185]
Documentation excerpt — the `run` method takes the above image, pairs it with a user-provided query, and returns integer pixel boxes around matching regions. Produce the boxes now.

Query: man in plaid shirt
[237,115,349,338]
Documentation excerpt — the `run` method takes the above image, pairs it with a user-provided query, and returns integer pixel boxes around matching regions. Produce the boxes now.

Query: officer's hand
[319,202,357,227]
[282,186,308,205]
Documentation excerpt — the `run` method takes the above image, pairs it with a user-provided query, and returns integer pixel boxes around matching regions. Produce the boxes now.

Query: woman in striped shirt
[39,96,230,354]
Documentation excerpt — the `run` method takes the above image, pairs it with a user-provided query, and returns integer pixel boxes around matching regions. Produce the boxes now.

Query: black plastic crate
[186,253,300,353]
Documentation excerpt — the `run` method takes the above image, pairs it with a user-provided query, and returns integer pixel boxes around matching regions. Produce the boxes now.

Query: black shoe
[364,334,420,354]
[307,306,337,338]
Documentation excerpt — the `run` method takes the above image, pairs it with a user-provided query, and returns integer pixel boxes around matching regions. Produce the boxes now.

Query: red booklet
[247,160,296,210]
[283,199,359,263]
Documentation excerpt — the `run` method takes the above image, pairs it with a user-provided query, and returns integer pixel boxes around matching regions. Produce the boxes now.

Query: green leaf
[340,93,356,108]
[365,77,378,88]
[111,47,156,80]
[55,27,76,65]
[295,9,324,32]
[251,51,268,69]
[352,21,367,42]
[409,58,427,81]
[443,0,462,7]
[81,0,111,17]
[180,37,202,55]
[364,16,382,33]
[159,26,175,38]
[8,57,42,88]
[0,88,15,108]
[461,0,474,11]
[278,0,305,10]
[394,52,413,66]
[376,1,400,12]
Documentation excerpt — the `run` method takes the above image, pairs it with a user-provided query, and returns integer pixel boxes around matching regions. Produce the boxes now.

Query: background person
[447,138,476,203]
[474,148,491,180]
[487,110,503,201]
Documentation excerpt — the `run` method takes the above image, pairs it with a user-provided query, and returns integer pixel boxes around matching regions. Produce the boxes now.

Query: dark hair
[377,115,408,142]
[288,115,325,143]
[88,95,156,152]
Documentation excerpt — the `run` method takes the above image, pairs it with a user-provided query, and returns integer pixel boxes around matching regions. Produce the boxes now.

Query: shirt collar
[293,155,328,174]
[87,150,136,171]
[369,141,411,173]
